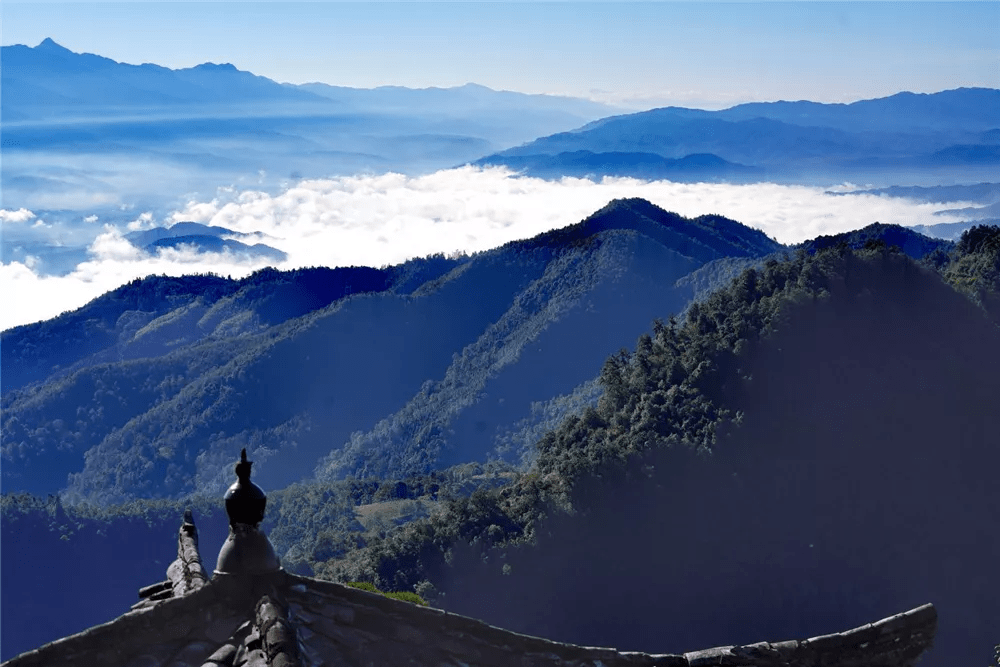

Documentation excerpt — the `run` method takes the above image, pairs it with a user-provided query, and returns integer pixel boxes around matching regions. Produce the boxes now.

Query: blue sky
[3,2,998,109]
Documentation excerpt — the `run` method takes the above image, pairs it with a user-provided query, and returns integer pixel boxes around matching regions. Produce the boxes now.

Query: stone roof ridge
[2,512,939,667]
[134,507,208,609]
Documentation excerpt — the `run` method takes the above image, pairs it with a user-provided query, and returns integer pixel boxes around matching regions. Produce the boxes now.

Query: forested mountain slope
[3,222,990,662]
[0,264,427,393]
[1,199,780,502]
[330,230,1000,667]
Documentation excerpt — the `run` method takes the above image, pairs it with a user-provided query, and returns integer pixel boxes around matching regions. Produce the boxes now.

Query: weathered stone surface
[203,643,238,666]
[139,581,174,600]
[169,511,208,598]
[242,649,269,667]
[729,640,799,663]
[297,635,341,667]
[327,604,355,625]
[253,595,301,667]
[124,654,167,667]
[684,646,740,666]
[393,623,424,643]
[287,604,315,625]
[204,616,246,644]
[621,654,688,667]
[171,641,216,666]
[311,616,366,650]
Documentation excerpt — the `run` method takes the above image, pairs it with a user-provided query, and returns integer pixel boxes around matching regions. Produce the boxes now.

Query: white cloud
[1,167,971,331]
[1,241,277,331]
[0,208,37,224]
[84,215,99,223]
[171,166,965,260]
[126,212,157,232]
[89,227,147,262]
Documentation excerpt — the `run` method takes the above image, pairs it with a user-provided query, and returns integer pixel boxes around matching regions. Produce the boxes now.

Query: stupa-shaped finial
[215,449,280,576]
[224,448,267,527]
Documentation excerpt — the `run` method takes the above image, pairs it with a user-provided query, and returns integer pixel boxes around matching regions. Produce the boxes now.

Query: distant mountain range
[476,88,1000,184]
[1,38,613,124]
[475,150,760,182]
[1,38,325,119]
[6,38,1000,215]
[125,221,287,262]
[1,39,617,211]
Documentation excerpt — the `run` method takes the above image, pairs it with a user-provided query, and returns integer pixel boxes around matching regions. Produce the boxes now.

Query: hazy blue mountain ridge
[475,150,760,181]
[124,221,290,262]
[296,81,614,121]
[574,88,1000,135]
[478,88,1000,183]
[125,222,255,246]
[144,234,284,259]
[1,39,618,212]
[1,38,328,120]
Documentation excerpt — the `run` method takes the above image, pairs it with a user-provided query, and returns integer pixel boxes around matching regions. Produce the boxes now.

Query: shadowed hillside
[332,232,1000,667]
[3,221,992,663]
[1,200,780,502]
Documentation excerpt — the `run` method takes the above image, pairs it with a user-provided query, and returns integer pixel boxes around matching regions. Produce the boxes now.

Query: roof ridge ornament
[215,448,281,576]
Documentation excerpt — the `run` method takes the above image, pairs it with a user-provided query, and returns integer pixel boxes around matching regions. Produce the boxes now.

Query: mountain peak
[37,37,71,53]
[192,62,239,72]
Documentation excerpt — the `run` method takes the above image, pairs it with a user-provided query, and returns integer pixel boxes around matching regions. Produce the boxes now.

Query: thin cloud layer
[1,167,969,331]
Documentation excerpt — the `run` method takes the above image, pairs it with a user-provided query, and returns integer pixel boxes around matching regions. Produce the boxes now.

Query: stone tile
[393,623,423,643]
[204,615,247,644]
[124,655,167,667]
[124,642,185,667]
[171,641,217,666]
[298,637,328,667]
[203,643,238,666]
[312,617,365,651]
[242,649,269,667]
[288,603,316,625]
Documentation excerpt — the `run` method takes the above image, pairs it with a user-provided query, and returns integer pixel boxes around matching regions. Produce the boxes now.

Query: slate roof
[1,511,938,667]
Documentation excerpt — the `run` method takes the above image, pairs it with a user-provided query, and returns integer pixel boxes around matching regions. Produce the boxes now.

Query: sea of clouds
[1,166,970,331]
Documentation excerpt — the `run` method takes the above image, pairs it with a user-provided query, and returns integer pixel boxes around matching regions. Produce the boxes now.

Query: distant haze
[0,167,971,331]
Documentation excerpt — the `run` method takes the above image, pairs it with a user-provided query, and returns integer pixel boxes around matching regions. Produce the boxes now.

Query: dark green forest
[329,228,999,587]
[310,227,1000,664]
